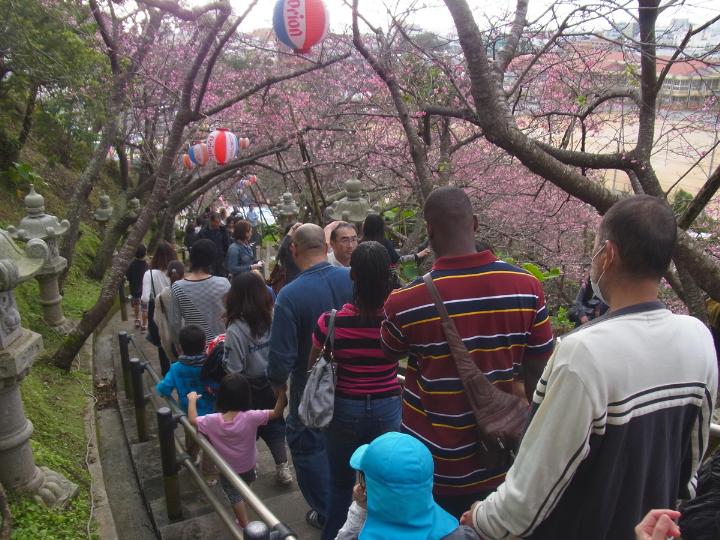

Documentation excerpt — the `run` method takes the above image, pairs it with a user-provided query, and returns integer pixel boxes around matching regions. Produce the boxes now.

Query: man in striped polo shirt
[465,195,717,539]
[381,187,554,518]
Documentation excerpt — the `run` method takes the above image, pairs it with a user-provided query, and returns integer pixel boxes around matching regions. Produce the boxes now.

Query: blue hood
[350,432,458,540]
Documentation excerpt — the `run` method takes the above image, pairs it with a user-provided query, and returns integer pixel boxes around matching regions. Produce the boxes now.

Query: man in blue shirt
[246,203,260,227]
[268,223,353,529]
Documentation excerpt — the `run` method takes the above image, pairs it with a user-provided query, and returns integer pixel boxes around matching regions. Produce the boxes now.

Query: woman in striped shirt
[309,241,402,540]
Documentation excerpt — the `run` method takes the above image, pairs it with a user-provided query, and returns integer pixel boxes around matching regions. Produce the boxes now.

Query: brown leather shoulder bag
[423,272,529,467]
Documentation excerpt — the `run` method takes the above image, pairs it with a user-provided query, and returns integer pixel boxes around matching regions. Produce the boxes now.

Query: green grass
[7,224,102,539]
[8,364,96,540]
[13,224,102,350]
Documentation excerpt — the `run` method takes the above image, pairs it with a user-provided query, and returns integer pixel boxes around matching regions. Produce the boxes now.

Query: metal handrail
[125,334,297,539]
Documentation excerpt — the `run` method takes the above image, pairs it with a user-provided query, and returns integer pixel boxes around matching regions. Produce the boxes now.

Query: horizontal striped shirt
[170,277,230,344]
[313,304,401,399]
[381,251,554,496]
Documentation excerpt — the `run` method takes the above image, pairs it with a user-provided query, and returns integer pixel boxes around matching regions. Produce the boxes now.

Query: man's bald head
[292,223,327,255]
[424,187,477,257]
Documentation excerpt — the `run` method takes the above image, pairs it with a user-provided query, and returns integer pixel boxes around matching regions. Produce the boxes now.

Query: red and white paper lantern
[207,128,238,165]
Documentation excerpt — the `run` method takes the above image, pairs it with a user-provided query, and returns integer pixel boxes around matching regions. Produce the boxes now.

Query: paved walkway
[98,311,321,539]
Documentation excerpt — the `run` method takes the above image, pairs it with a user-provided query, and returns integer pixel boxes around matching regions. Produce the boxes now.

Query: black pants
[158,346,170,376]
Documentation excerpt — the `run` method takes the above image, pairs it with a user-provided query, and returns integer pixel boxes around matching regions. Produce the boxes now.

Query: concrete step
[97,312,321,539]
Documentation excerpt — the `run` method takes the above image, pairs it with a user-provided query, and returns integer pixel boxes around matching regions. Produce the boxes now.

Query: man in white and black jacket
[463,195,718,540]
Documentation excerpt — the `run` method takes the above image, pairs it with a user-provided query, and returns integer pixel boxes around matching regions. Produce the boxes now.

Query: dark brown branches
[494,0,528,75]
[201,53,350,119]
[678,166,720,230]
[634,0,664,198]
[138,0,230,20]
[424,106,480,124]
[352,0,435,199]
[533,142,629,170]
[192,0,260,117]
[655,13,720,93]
[89,0,120,75]
[443,0,617,213]
[504,7,589,98]
[171,138,295,206]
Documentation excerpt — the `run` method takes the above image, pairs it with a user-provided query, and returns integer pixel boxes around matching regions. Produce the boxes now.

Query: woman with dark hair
[169,239,230,346]
[226,220,263,277]
[142,241,178,374]
[360,214,400,265]
[126,243,148,329]
[269,221,302,293]
[224,272,292,485]
[362,213,432,270]
[308,241,402,540]
[154,261,185,363]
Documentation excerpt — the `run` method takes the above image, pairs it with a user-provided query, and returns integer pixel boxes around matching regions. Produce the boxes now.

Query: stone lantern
[325,178,373,226]
[277,192,299,232]
[93,192,113,232]
[6,185,72,332]
[0,230,78,507]
[127,197,141,220]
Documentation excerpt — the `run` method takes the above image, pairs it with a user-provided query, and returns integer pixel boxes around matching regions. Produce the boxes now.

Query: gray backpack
[299,310,337,429]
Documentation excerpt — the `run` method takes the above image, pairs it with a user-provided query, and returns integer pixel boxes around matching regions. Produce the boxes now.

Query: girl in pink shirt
[187,373,287,527]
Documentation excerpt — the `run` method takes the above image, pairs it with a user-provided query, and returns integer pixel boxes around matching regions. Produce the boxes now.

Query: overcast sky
[234,0,720,35]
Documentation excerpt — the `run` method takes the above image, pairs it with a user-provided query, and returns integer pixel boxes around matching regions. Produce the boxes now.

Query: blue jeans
[321,395,402,540]
[286,373,330,519]
[258,417,287,465]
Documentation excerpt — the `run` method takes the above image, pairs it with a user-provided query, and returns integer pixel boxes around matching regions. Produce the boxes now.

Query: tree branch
[89,0,120,75]
[353,0,435,199]
[192,0,259,116]
[424,105,480,124]
[201,53,350,118]
[494,0,528,74]
[138,0,230,20]
[655,13,720,93]
[677,165,720,230]
[634,0,664,197]
[532,140,630,169]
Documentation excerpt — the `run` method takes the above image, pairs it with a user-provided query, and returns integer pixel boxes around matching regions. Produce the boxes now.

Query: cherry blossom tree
[52,0,348,369]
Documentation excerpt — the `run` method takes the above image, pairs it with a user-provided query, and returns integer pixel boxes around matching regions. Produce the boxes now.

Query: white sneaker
[275,462,293,485]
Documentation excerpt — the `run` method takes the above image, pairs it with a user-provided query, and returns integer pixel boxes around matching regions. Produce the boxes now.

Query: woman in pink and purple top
[308,240,402,540]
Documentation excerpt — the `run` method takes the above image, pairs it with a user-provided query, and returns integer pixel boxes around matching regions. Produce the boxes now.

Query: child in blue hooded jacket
[156,324,214,415]
[335,432,479,540]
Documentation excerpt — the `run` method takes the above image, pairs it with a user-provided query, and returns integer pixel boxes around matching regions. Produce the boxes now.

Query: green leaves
[0,161,46,190]
[522,262,561,282]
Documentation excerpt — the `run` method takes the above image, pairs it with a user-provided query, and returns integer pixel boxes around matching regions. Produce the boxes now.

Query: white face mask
[590,241,608,305]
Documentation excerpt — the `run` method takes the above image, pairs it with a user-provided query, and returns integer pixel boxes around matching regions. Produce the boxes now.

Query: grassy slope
[1,150,106,538]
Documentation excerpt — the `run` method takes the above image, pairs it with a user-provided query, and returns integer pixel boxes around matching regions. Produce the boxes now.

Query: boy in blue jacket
[156,324,214,415]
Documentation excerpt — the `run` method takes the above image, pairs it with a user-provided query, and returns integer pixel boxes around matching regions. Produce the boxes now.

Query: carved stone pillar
[0,230,78,507]
[7,185,72,333]
[325,177,373,228]
[92,192,113,234]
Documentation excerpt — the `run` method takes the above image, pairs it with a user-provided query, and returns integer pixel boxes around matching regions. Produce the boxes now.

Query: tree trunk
[87,204,136,279]
[59,88,123,287]
[16,81,39,151]
[51,5,232,370]
[674,259,709,324]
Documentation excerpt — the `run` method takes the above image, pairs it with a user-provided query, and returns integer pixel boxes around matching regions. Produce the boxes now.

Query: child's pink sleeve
[249,410,270,427]
[195,413,212,436]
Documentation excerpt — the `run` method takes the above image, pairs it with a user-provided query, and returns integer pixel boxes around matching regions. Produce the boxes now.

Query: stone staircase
[94,312,320,539]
